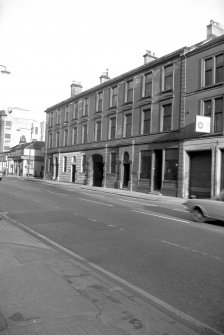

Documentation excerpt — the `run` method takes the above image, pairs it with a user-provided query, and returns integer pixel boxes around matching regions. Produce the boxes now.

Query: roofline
[45,47,187,113]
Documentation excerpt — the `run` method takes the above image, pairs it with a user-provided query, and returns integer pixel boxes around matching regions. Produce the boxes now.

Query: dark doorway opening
[72,165,76,183]
[189,151,211,198]
[154,150,162,191]
[123,152,130,188]
[55,157,59,179]
[93,154,104,187]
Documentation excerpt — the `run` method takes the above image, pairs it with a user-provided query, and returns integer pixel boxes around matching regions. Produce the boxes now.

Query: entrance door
[72,165,76,183]
[189,151,211,198]
[93,154,104,187]
[154,150,162,191]
[55,157,59,179]
[123,152,130,188]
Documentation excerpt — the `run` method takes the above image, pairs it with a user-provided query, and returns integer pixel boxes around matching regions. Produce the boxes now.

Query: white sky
[0,0,223,121]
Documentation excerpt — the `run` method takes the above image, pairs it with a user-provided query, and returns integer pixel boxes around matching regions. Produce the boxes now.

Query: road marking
[89,218,97,222]
[131,209,190,224]
[1,215,222,335]
[173,208,189,213]
[79,198,113,207]
[162,240,222,261]
[82,192,105,198]
[118,199,157,206]
[47,191,67,196]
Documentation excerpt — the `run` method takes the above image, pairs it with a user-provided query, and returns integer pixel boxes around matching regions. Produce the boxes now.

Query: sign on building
[195,115,211,133]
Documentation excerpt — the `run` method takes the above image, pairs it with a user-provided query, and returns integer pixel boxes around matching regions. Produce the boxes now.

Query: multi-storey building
[44,21,224,199]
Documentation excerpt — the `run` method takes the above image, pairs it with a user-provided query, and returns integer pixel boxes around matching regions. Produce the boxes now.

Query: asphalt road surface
[1,176,224,333]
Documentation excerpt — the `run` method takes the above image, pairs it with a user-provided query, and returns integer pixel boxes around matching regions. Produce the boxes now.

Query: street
[1,176,224,333]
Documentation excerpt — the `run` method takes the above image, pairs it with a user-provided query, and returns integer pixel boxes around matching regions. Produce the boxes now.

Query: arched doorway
[123,152,130,188]
[92,154,104,187]
[71,156,76,183]
[55,157,59,179]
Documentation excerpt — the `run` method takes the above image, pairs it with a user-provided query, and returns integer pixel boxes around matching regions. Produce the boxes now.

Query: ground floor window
[164,149,178,180]
[110,152,116,173]
[63,156,67,172]
[140,150,151,179]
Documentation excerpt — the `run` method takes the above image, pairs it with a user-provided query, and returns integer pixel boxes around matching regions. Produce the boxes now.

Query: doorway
[189,151,211,198]
[123,152,130,188]
[72,165,76,183]
[154,150,162,191]
[55,157,59,179]
[93,154,104,187]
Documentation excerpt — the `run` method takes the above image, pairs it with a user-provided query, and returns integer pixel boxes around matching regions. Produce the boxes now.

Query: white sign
[195,115,211,133]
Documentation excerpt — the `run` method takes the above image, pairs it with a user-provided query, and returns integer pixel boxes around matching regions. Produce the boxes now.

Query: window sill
[200,81,224,91]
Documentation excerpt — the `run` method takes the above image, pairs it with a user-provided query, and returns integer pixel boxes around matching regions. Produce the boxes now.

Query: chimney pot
[71,81,82,97]
[100,69,110,84]
[143,50,157,64]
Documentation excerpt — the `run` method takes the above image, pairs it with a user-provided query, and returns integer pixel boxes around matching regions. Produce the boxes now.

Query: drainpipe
[104,144,108,187]
[130,140,135,192]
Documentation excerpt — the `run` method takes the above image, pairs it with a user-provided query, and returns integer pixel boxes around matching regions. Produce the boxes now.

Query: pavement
[0,177,214,335]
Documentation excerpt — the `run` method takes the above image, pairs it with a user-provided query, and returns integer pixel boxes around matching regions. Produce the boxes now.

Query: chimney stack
[207,20,224,39]
[100,69,110,84]
[143,50,157,64]
[71,81,82,97]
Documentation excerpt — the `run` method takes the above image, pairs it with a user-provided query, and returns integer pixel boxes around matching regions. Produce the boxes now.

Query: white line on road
[173,208,189,212]
[47,191,68,197]
[79,198,113,207]
[118,199,157,206]
[162,240,222,261]
[82,192,105,198]
[131,209,190,224]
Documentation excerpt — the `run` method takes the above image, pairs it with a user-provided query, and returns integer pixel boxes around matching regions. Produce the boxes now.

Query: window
[74,103,79,119]
[78,100,84,117]
[126,80,133,102]
[164,149,178,180]
[140,151,151,179]
[56,131,60,147]
[95,120,101,142]
[5,133,11,142]
[97,92,103,111]
[111,86,118,107]
[63,129,68,146]
[110,153,116,173]
[203,96,223,133]
[65,105,69,122]
[124,113,132,137]
[72,127,77,145]
[161,103,172,131]
[70,103,75,119]
[81,155,86,173]
[84,98,89,116]
[204,53,224,86]
[143,73,152,97]
[142,109,151,134]
[82,123,87,143]
[163,64,173,91]
[35,127,38,135]
[56,109,61,124]
[6,121,12,129]
[109,117,116,140]
[63,156,67,172]
[48,133,52,148]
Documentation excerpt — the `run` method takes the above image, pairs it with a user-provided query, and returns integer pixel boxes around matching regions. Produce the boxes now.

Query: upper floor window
[142,108,151,135]
[78,100,84,117]
[84,98,89,116]
[65,105,69,122]
[95,120,101,142]
[163,64,173,91]
[126,80,133,102]
[204,53,224,86]
[74,102,79,119]
[56,109,61,124]
[82,123,88,143]
[111,86,118,107]
[5,121,12,129]
[48,133,52,148]
[63,129,68,146]
[203,96,223,133]
[124,113,132,137]
[35,127,38,135]
[109,116,116,140]
[161,103,172,131]
[97,92,103,111]
[143,73,152,97]
[72,127,77,145]
[56,131,60,147]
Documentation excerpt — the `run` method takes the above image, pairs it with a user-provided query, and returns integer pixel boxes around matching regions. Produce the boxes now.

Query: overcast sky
[0,0,223,121]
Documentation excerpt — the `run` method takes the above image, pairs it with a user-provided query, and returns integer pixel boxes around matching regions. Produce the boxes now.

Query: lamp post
[0,65,11,75]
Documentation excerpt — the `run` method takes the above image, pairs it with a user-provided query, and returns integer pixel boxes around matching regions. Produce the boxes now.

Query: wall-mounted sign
[195,115,211,133]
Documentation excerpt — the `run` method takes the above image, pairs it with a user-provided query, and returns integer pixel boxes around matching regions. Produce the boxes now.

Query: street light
[0,65,11,75]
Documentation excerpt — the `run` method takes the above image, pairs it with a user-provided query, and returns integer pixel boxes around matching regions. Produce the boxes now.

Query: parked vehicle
[184,192,224,223]
[0,171,4,181]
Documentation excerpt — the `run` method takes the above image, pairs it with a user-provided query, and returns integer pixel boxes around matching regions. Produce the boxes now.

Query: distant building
[44,21,224,199]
